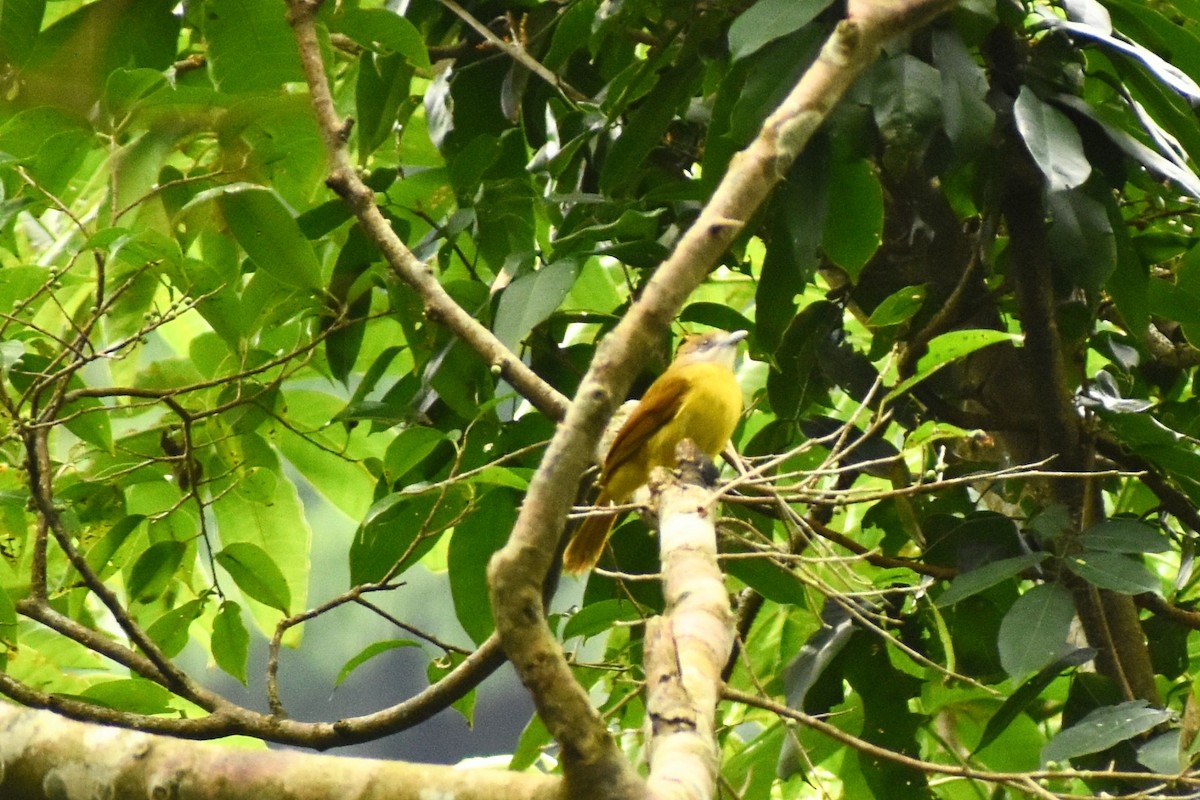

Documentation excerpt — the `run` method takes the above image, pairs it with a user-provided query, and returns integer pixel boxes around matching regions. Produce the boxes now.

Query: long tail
[563,491,618,573]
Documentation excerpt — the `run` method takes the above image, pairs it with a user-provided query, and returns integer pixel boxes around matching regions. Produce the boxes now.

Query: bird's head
[674,329,748,370]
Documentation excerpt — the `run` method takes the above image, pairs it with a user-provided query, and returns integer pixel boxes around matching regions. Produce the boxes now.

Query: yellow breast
[606,361,742,501]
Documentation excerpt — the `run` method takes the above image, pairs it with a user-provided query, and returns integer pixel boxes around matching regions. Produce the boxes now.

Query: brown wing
[601,371,689,479]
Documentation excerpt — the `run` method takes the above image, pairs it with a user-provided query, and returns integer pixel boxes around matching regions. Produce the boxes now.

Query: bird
[562,328,747,573]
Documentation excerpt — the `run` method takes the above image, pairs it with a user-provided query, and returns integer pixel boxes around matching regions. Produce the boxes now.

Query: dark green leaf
[998,583,1075,679]
[1136,730,1181,775]
[599,60,703,195]
[936,553,1048,607]
[822,157,883,279]
[1046,188,1116,297]
[728,0,834,61]
[0,0,45,68]
[1080,519,1170,554]
[1042,700,1173,765]
[1014,86,1091,192]
[768,301,841,419]
[127,541,186,603]
[974,648,1096,755]
[1064,551,1161,595]
[932,28,995,153]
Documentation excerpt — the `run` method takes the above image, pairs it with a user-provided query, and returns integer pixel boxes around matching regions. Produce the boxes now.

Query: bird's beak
[726,330,749,346]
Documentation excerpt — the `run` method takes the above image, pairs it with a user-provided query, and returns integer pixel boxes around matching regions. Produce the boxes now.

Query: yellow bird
[563,329,747,573]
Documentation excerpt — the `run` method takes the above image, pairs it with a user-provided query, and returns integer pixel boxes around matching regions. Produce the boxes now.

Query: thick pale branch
[488,0,956,788]
[0,703,559,800]
[645,450,735,800]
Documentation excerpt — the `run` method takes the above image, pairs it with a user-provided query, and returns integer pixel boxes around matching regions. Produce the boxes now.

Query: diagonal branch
[284,0,568,421]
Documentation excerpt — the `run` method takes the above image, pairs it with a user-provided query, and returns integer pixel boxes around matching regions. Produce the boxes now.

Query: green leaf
[146,599,205,658]
[204,0,304,93]
[871,53,944,155]
[1045,188,1116,297]
[724,553,809,606]
[180,183,322,291]
[276,390,378,521]
[493,259,580,353]
[768,301,842,419]
[936,553,1048,607]
[510,714,553,771]
[0,0,45,68]
[866,284,927,328]
[448,489,515,645]
[355,52,417,162]
[384,427,449,483]
[973,648,1095,756]
[1080,519,1170,554]
[0,580,17,667]
[79,678,174,715]
[1013,86,1091,192]
[932,28,995,154]
[207,442,311,634]
[212,602,251,685]
[338,8,430,68]
[822,157,883,279]
[215,543,292,614]
[599,59,703,195]
[755,144,829,350]
[349,484,470,585]
[1042,700,1173,766]
[324,225,377,384]
[1136,730,1182,776]
[997,583,1075,679]
[335,639,420,687]
[1064,551,1161,595]
[563,599,643,640]
[464,466,532,490]
[127,541,186,603]
[885,329,1017,403]
[85,515,146,579]
[427,651,475,723]
[728,0,834,61]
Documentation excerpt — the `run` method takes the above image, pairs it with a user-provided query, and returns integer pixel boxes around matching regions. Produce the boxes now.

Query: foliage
[2,0,1200,797]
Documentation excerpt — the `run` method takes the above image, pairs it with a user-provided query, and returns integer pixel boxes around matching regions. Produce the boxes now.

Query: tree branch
[0,703,559,800]
[644,444,736,799]
[284,0,569,421]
